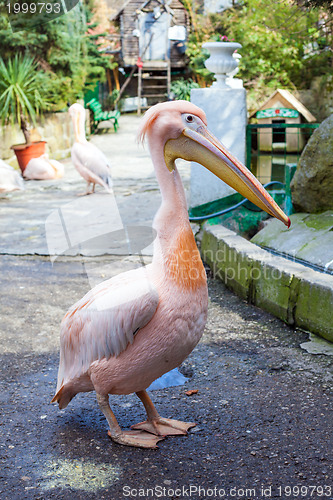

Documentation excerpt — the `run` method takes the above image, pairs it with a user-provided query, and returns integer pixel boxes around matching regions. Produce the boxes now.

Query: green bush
[0,0,114,111]
[182,0,332,114]
[170,78,200,101]
[0,54,49,143]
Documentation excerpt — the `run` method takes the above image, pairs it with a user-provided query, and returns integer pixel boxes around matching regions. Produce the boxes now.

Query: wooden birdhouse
[251,89,317,153]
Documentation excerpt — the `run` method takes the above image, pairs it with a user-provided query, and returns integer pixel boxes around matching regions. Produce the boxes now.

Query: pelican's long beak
[164,125,290,227]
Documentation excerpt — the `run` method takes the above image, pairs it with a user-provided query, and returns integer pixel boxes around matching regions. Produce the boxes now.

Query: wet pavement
[0,115,333,500]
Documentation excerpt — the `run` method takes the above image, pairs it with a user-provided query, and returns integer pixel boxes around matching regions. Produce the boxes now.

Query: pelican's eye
[185,114,194,123]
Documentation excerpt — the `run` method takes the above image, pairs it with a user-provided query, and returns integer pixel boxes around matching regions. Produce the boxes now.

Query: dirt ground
[0,253,332,500]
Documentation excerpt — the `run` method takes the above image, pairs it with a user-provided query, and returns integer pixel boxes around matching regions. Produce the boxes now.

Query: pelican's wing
[46,158,65,179]
[72,142,112,188]
[55,267,159,391]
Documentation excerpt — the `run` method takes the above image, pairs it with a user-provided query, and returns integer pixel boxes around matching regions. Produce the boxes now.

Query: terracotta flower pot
[11,141,47,173]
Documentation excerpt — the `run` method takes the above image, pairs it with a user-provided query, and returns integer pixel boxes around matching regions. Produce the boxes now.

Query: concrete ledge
[201,224,333,342]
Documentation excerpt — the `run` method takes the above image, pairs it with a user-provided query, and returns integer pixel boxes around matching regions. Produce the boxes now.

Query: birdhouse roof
[251,89,316,122]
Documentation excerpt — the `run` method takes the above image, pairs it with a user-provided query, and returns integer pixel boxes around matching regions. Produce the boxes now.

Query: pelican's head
[139,101,290,227]
[68,103,87,143]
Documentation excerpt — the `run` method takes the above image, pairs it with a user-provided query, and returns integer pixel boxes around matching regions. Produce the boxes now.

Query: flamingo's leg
[96,393,164,449]
[132,390,196,436]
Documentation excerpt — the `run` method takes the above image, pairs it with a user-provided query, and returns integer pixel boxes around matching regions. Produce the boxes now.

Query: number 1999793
[278,485,332,497]
[6,2,61,14]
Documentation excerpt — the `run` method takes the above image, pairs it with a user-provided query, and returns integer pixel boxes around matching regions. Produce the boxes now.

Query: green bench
[86,98,120,133]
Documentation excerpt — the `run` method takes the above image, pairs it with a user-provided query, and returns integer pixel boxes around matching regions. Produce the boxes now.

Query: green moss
[303,211,333,231]
[252,264,292,323]
[201,232,252,300]
[295,281,333,342]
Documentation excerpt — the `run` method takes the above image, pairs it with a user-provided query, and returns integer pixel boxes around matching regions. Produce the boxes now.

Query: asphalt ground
[0,115,332,500]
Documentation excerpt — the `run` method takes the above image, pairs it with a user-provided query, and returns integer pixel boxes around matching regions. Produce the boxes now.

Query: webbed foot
[131,418,196,436]
[107,429,165,449]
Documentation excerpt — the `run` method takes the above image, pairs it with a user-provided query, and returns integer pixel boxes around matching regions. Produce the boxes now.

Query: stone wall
[201,223,333,342]
[0,111,76,167]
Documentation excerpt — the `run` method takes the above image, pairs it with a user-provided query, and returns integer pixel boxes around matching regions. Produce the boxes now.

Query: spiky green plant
[0,54,48,144]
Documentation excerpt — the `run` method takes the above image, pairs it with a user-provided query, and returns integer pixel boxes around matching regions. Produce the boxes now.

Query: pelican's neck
[148,134,188,215]
[147,133,193,267]
[73,113,87,144]
[148,134,206,289]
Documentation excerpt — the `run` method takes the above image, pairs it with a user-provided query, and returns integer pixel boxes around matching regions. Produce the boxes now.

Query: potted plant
[0,54,48,173]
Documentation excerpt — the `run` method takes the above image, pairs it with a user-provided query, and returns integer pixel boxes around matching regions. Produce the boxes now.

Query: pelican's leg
[92,183,96,193]
[77,182,92,196]
[96,393,164,449]
[132,390,196,436]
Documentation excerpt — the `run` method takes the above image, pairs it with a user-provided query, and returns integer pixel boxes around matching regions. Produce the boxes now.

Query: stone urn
[203,42,242,88]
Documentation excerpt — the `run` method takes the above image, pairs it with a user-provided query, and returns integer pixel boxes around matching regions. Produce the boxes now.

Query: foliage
[170,78,200,100]
[186,42,214,86]
[0,0,115,111]
[0,54,49,143]
[182,0,333,113]
[84,2,117,91]
[181,0,215,86]
[218,0,331,93]
[108,89,120,108]
[297,0,333,13]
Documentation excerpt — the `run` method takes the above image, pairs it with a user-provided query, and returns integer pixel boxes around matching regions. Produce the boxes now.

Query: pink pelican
[23,154,64,180]
[52,101,289,448]
[69,103,112,195]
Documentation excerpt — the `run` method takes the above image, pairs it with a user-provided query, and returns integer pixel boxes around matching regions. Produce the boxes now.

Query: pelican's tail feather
[99,174,113,193]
